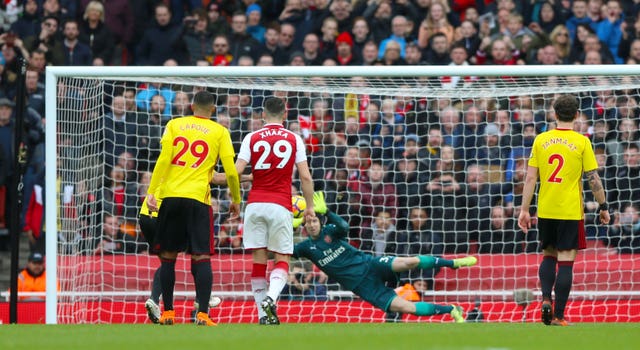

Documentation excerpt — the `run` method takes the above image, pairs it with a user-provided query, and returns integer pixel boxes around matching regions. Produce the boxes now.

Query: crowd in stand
[0,0,639,262]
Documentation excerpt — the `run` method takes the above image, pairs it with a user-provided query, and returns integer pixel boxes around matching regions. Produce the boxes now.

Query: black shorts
[155,197,214,255]
[537,218,586,251]
[138,214,159,254]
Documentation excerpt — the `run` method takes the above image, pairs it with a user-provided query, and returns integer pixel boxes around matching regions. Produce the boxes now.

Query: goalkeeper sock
[251,263,268,319]
[418,255,453,269]
[192,259,213,314]
[554,261,574,320]
[266,261,289,302]
[159,259,176,311]
[150,267,162,304]
[414,302,453,316]
[538,256,557,302]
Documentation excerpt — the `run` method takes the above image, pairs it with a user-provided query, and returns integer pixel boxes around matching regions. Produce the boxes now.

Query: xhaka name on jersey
[260,128,289,139]
[180,123,210,134]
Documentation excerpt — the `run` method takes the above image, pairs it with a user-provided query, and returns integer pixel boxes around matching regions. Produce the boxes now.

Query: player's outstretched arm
[585,169,610,224]
[211,172,252,185]
[296,160,315,222]
[518,165,539,233]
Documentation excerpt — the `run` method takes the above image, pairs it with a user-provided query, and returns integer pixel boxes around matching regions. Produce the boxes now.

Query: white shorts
[242,202,294,254]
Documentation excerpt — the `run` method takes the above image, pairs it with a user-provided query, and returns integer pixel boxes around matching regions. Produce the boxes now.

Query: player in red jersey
[236,97,315,325]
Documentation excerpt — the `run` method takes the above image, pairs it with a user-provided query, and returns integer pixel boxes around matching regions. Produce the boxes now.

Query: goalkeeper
[292,192,477,322]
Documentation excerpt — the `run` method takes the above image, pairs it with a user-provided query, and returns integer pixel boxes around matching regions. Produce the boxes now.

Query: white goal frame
[44,64,640,324]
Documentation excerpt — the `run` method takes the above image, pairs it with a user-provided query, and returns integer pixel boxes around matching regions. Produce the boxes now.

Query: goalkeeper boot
[159,310,175,325]
[145,298,161,324]
[450,305,465,323]
[260,296,280,325]
[541,301,553,325]
[195,312,217,326]
[453,256,478,269]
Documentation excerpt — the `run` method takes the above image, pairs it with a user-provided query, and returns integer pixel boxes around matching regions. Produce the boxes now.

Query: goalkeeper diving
[292,192,477,322]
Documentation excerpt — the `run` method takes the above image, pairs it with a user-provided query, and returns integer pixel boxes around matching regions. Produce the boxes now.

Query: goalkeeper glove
[313,191,328,215]
[293,217,304,229]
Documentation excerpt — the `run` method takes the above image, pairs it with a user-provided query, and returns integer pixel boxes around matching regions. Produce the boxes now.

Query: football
[291,195,307,218]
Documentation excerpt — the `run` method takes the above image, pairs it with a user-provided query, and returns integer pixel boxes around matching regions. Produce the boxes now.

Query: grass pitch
[1,323,638,350]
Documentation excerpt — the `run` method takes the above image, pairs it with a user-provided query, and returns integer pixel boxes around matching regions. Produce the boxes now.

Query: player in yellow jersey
[146,91,241,326]
[141,173,252,324]
[518,94,610,326]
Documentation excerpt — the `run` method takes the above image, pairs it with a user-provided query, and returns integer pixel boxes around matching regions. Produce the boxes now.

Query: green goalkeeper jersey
[293,211,372,290]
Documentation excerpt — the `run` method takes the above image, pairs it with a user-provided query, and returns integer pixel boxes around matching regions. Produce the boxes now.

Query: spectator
[423,169,461,253]
[608,143,640,211]
[548,25,572,64]
[15,252,59,301]
[102,94,139,170]
[102,164,139,226]
[476,37,521,65]
[351,16,371,59]
[81,0,134,63]
[42,0,75,21]
[476,123,511,182]
[536,1,563,35]
[95,213,146,255]
[318,17,338,64]
[605,203,640,254]
[334,31,359,65]
[182,9,214,65]
[381,39,405,65]
[404,42,426,65]
[281,260,328,301]
[216,214,243,253]
[361,210,397,256]
[360,40,379,65]
[454,20,481,59]
[274,22,296,65]
[478,205,521,254]
[136,3,187,65]
[423,32,452,65]
[378,15,409,59]
[365,0,392,44]
[246,4,265,44]
[566,0,591,39]
[327,0,356,34]
[418,0,455,48]
[22,171,45,254]
[301,33,323,65]
[9,0,40,39]
[595,0,624,64]
[25,70,44,118]
[24,15,63,66]
[62,19,92,66]
[353,162,397,246]
[456,104,485,164]
[205,1,230,36]
[606,118,639,166]
[29,49,47,83]
[441,43,476,88]
[391,156,423,224]
[135,82,175,120]
[79,1,115,65]
[228,12,262,63]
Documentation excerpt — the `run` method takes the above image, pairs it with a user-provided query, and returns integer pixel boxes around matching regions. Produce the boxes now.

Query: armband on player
[598,203,609,212]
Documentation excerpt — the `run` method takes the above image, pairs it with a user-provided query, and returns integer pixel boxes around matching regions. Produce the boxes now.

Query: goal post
[45,65,640,324]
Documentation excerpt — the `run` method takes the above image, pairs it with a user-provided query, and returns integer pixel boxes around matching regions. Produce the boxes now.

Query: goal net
[45,66,640,324]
